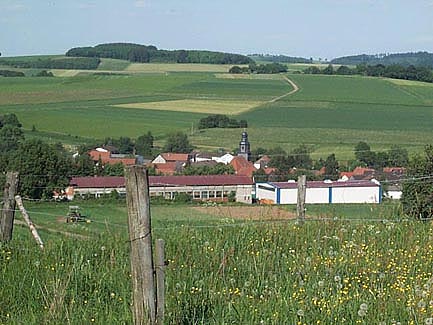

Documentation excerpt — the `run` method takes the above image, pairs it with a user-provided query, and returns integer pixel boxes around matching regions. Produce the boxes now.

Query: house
[69,175,254,203]
[340,167,377,180]
[256,179,382,204]
[213,153,235,165]
[88,147,137,166]
[152,153,190,164]
[254,155,271,169]
[230,156,257,178]
[150,153,191,175]
[382,167,405,200]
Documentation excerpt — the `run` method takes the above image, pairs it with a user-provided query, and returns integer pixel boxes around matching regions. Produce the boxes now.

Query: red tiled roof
[230,156,257,177]
[70,175,253,188]
[153,162,179,175]
[160,153,189,162]
[88,150,136,165]
[353,167,375,176]
[70,176,125,188]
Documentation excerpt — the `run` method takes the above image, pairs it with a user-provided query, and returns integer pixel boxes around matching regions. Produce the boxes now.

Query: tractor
[65,206,88,223]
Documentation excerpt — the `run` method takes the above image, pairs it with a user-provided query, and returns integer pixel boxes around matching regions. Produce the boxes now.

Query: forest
[331,51,433,68]
[0,57,101,70]
[304,63,433,83]
[66,43,252,64]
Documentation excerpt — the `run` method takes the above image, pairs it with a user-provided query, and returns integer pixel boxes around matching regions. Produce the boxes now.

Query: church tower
[238,131,251,161]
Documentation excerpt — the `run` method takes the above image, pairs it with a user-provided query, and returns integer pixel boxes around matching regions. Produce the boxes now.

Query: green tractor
[65,206,89,223]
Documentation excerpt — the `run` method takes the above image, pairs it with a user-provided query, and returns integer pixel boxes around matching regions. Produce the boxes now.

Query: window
[209,191,216,198]
[201,191,209,199]
[193,191,200,199]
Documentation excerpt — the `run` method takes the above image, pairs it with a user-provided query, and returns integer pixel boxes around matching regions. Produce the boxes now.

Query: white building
[256,179,382,204]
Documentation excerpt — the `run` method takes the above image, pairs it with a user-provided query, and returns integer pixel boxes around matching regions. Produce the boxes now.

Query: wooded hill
[331,51,433,68]
[0,56,100,70]
[66,43,253,65]
[248,54,312,64]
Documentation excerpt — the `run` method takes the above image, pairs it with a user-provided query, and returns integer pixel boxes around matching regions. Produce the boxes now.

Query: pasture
[0,62,433,159]
[2,200,433,323]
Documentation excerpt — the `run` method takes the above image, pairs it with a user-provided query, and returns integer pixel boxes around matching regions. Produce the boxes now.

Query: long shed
[256,180,382,204]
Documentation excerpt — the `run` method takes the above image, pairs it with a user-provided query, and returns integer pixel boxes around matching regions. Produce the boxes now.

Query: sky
[2,0,433,59]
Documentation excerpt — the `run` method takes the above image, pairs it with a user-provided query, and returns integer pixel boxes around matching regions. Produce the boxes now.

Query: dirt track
[192,205,296,220]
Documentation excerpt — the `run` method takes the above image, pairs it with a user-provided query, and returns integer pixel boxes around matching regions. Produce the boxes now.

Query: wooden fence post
[15,195,44,250]
[0,172,19,242]
[297,175,306,224]
[125,166,156,325]
[155,239,165,324]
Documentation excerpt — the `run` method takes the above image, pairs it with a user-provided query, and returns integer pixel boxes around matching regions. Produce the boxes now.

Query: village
[65,131,404,205]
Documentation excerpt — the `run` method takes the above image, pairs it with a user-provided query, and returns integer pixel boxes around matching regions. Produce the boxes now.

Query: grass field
[2,200,433,323]
[1,63,433,159]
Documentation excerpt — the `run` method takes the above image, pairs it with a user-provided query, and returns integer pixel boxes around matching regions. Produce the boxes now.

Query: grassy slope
[1,67,433,158]
[193,74,433,159]
[3,200,433,323]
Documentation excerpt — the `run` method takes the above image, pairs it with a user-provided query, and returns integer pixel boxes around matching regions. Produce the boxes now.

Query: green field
[2,200,433,323]
[0,61,433,159]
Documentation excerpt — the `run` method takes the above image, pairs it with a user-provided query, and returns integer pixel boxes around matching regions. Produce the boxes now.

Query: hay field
[114,99,264,115]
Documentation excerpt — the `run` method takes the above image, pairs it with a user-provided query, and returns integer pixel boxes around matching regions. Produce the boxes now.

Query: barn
[69,175,253,203]
[255,179,382,204]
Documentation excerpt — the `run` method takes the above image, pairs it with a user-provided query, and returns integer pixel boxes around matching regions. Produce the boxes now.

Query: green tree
[0,125,24,152]
[324,153,339,180]
[290,145,312,169]
[72,153,95,176]
[388,145,409,167]
[163,132,193,153]
[135,131,154,157]
[12,139,72,199]
[354,141,376,166]
[401,145,433,219]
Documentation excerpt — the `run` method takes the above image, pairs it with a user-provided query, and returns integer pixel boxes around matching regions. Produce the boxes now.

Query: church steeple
[238,131,251,161]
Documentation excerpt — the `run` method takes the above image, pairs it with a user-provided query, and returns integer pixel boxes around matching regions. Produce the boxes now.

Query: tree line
[198,115,247,129]
[229,62,288,74]
[248,54,312,64]
[252,142,409,183]
[331,51,433,68]
[0,57,101,70]
[303,63,433,83]
[66,43,252,64]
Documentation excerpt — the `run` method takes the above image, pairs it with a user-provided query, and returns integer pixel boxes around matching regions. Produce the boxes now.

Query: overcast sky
[2,0,433,59]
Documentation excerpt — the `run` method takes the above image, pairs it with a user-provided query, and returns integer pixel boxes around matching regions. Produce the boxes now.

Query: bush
[401,145,433,219]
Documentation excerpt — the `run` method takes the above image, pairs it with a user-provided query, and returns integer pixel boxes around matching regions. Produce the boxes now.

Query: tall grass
[2,201,433,323]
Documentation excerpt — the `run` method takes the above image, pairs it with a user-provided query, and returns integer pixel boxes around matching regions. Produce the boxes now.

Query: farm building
[256,179,382,204]
[69,175,253,203]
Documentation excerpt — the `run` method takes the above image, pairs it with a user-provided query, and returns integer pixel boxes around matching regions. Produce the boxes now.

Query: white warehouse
[256,180,382,204]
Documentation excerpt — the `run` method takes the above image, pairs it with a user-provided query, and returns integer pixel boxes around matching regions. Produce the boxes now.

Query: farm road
[269,75,299,103]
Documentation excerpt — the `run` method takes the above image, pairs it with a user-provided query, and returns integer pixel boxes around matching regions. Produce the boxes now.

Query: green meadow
[3,200,433,323]
[0,60,433,159]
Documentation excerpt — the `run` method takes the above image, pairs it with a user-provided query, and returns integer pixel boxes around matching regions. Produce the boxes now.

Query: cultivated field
[1,61,433,159]
[2,200,433,323]
[114,99,264,115]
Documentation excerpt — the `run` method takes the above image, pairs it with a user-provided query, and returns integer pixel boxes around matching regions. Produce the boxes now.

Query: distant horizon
[2,1,433,60]
[2,42,433,61]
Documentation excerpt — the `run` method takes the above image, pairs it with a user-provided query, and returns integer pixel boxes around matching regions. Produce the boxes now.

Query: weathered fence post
[0,172,19,242]
[125,166,156,325]
[155,239,165,324]
[15,195,44,250]
[297,175,306,224]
